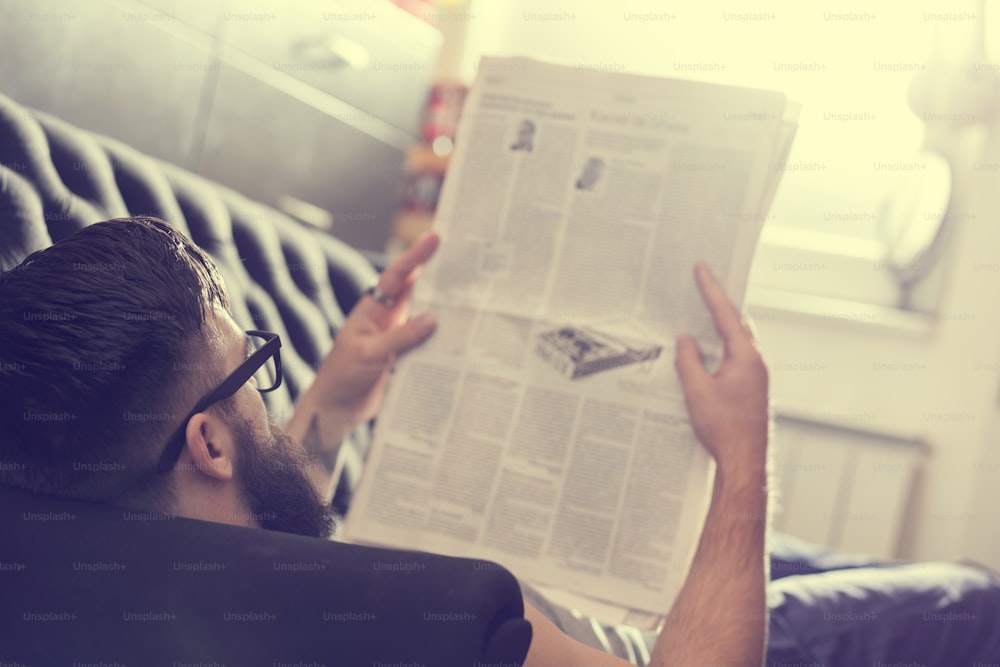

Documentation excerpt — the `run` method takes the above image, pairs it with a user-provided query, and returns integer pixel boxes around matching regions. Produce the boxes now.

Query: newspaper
[343,56,798,626]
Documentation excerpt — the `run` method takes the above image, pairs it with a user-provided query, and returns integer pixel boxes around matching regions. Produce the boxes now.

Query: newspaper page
[343,56,797,624]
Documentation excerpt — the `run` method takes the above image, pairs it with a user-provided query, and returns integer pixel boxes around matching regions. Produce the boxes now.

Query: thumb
[372,312,437,358]
[675,334,708,393]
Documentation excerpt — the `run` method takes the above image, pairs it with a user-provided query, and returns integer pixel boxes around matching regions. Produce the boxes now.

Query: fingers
[674,334,708,393]
[742,314,760,344]
[693,262,748,350]
[370,312,437,359]
[357,233,438,321]
[378,231,440,297]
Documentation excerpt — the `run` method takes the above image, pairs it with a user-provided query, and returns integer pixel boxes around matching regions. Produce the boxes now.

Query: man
[0,217,768,666]
[3,218,998,666]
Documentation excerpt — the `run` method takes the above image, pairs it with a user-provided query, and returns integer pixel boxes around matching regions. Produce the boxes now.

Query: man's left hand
[303,232,439,451]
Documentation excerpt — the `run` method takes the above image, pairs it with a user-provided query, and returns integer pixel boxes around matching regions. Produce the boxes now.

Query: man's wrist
[713,476,768,518]
[714,450,769,496]
[302,410,353,455]
[297,389,356,451]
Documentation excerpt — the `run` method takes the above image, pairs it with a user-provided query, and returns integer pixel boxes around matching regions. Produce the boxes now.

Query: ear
[178,412,236,482]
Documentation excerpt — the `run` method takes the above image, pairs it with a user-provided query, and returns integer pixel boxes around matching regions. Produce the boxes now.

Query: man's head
[0,217,332,537]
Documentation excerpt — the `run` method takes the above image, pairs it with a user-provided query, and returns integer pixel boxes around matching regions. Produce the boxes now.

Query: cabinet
[0,0,216,168]
[0,0,440,254]
[198,63,409,252]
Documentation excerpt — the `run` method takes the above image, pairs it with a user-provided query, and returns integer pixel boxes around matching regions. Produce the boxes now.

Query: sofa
[0,91,532,664]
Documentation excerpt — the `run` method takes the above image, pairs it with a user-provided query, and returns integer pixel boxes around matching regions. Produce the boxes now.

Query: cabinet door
[132,0,229,35]
[217,0,440,134]
[0,0,213,168]
[198,62,407,253]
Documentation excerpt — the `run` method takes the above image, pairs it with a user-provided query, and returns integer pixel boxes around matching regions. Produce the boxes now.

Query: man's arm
[656,261,770,666]
[286,246,769,665]
[284,233,439,501]
[524,261,770,667]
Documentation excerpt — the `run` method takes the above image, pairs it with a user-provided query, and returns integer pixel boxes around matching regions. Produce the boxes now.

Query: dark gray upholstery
[0,483,531,665]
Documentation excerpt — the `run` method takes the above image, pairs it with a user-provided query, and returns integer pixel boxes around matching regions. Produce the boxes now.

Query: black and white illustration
[534,325,663,380]
[510,118,536,152]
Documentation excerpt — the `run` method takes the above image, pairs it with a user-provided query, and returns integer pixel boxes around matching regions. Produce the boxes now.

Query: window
[460,0,969,318]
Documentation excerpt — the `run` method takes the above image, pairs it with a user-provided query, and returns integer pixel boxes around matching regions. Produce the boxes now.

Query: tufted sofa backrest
[0,92,378,506]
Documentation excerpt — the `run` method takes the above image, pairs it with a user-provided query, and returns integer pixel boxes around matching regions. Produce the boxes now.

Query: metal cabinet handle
[291,34,370,70]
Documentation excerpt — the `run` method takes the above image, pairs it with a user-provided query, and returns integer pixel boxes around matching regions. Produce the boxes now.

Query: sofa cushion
[0,483,532,664]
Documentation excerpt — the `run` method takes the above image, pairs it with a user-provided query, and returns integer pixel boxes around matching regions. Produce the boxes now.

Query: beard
[229,414,336,539]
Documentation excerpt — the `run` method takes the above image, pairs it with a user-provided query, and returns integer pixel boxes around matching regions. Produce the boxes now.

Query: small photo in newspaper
[510,117,536,153]
[573,156,606,193]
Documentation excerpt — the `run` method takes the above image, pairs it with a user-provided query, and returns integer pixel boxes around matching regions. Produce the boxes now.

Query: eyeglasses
[156,330,282,473]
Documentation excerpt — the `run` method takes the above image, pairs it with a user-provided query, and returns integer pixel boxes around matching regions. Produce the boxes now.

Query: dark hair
[0,216,231,509]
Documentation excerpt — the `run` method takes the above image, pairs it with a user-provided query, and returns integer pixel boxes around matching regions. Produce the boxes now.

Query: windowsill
[774,404,928,448]
[746,224,943,336]
[746,286,934,338]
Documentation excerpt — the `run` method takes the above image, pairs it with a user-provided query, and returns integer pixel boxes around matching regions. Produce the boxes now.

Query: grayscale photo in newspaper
[343,56,798,627]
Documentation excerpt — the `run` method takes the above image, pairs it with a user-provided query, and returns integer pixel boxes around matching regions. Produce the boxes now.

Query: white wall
[956,125,1000,566]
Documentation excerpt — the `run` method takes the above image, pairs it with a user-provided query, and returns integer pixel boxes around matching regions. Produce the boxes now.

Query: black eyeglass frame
[156,330,282,473]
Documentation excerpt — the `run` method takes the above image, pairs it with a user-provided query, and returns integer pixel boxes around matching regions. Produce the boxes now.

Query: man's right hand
[674,261,769,476]
[652,261,770,667]
[524,262,773,667]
